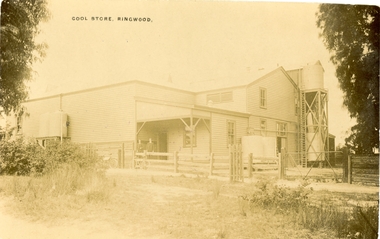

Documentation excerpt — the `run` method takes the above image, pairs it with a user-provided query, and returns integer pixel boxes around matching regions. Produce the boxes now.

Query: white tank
[301,62,324,90]
[49,111,68,137]
[38,113,50,137]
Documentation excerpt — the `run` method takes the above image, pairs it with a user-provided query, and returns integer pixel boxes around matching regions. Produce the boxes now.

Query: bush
[42,140,105,174]
[240,179,311,213]
[241,179,379,239]
[0,138,105,176]
[0,137,45,175]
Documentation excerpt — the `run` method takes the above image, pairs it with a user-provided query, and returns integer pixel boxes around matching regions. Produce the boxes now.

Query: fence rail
[131,145,245,181]
[82,143,281,181]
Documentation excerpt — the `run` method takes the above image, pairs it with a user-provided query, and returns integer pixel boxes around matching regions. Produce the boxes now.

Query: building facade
[10,61,328,164]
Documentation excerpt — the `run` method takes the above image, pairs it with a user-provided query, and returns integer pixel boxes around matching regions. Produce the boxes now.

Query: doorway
[276,137,287,155]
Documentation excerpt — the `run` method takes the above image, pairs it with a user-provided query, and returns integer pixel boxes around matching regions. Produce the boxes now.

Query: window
[183,128,196,147]
[221,92,233,102]
[207,93,220,103]
[227,120,236,146]
[277,122,287,137]
[260,119,267,136]
[207,91,233,104]
[260,88,267,108]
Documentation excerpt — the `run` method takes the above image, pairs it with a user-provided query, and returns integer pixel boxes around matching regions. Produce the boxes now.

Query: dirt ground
[0,169,378,239]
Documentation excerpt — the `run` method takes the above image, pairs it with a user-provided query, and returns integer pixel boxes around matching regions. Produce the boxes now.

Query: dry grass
[0,170,378,239]
[0,164,110,222]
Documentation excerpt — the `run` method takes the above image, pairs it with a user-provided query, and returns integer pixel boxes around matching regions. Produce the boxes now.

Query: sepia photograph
[0,0,379,238]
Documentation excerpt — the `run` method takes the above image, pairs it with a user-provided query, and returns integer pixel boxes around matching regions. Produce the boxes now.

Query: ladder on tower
[299,91,307,167]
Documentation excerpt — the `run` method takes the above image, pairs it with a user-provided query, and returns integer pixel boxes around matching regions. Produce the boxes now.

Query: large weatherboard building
[10,61,330,166]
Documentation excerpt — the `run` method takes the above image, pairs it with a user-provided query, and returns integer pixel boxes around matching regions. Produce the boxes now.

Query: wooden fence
[133,150,230,178]
[348,155,379,186]
[132,145,284,182]
[82,142,282,182]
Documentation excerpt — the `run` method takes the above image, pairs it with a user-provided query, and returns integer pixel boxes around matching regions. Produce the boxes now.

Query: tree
[0,0,50,115]
[316,4,379,154]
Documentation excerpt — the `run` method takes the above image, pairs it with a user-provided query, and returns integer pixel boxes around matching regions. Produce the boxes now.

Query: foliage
[0,138,105,176]
[240,180,311,213]
[0,0,50,115]
[241,179,379,238]
[42,140,106,174]
[316,4,379,153]
[0,137,45,175]
[0,123,15,141]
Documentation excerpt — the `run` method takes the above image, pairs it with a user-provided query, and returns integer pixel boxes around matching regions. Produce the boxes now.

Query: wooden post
[132,150,135,169]
[122,143,125,168]
[239,144,243,182]
[144,150,147,159]
[209,153,214,176]
[232,144,236,182]
[279,148,286,179]
[248,153,253,178]
[118,149,121,168]
[174,151,178,173]
[229,145,233,182]
[278,153,282,179]
[342,148,348,182]
[348,155,352,184]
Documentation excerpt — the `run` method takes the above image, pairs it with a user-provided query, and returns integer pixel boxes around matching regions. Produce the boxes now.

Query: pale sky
[27,0,370,146]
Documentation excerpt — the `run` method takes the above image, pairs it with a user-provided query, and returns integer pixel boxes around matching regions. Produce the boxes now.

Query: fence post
[122,143,125,168]
[239,144,243,182]
[278,153,282,179]
[118,149,121,169]
[132,150,135,169]
[248,153,253,178]
[229,145,233,182]
[348,155,352,184]
[209,153,214,176]
[143,150,147,160]
[279,148,285,179]
[174,151,178,173]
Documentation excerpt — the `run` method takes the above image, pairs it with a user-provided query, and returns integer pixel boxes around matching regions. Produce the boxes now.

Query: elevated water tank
[301,61,324,90]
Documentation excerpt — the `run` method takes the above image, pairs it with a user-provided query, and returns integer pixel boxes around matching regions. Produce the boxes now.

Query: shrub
[241,179,311,213]
[241,180,379,238]
[42,140,105,174]
[0,137,45,175]
[0,138,105,176]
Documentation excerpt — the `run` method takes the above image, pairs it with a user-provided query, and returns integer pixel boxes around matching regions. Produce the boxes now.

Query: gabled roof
[246,66,298,90]
[27,62,320,101]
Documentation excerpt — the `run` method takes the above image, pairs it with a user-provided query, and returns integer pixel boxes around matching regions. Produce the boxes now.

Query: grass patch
[241,179,379,239]
[0,168,378,238]
[0,162,110,221]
